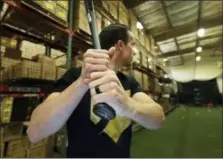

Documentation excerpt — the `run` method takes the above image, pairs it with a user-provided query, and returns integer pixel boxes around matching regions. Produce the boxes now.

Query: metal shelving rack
[1,0,93,67]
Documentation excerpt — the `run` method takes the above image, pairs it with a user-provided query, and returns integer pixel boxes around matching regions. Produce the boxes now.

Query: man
[27,24,165,158]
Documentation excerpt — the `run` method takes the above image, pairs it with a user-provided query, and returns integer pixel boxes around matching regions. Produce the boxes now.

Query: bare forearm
[124,98,165,130]
[27,78,88,142]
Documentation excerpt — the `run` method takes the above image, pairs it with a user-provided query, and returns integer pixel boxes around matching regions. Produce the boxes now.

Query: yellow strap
[90,90,131,142]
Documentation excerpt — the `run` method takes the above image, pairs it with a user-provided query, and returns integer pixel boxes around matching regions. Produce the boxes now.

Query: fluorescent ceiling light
[197,28,205,37]
[196,56,201,61]
[196,46,203,53]
[163,58,168,62]
[136,21,143,30]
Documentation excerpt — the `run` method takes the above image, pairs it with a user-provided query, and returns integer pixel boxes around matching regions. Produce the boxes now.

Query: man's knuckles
[110,82,118,89]
[84,49,110,59]
[111,89,119,98]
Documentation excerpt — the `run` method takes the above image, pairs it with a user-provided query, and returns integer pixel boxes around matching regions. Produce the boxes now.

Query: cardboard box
[154,78,162,93]
[21,41,45,60]
[27,145,47,158]
[6,139,23,156]
[0,143,5,158]
[21,135,48,150]
[0,69,9,82]
[129,10,138,40]
[109,2,118,19]
[42,1,57,14]
[1,37,17,49]
[102,1,109,12]
[1,57,20,69]
[56,67,67,80]
[11,60,41,79]
[55,56,67,67]
[149,36,155,52]
[145,37,151,51]
[119,10,128,26]
[74,60,83,68]
[45,135,56,157]
[79,2,91,34]
[0,123,23,142]
[5,148,26,158]
[1,57,21,81]
[38,55,55,66]
[143,73,149,90]
[141,53,148,67]
[118,2,129,26]
[41,63,57,80]
[0,97,13,123]
[139,31,145,46]
[57,1,68,10]
[51,49,65,59]
[30,139,48,150]
[133,70,143,87]
[37,55,56,80]
[55,5,67,21]
[4,48,22,60]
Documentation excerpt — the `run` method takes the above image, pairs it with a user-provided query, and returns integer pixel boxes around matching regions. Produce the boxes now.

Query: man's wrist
[123,97,137,118]
[76,77,89,92]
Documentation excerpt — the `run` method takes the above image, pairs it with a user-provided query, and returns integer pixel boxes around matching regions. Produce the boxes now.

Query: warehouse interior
[0,0,222,158]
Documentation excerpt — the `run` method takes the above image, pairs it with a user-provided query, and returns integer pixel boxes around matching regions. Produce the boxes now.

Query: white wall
[170,54,222,83]
[216,76,223,94]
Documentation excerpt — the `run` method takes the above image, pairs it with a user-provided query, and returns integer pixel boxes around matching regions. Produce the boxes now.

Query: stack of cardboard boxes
[0,122,54,158]
[11,60,42,79]
[1,45,67,81]
[78,1,91,35]
[31,1,68,23]
[109,2,118,20]
[56,67,67,80]
[1,57,21,81]
[118,2,129,26]
[0,97,14,123]
[0,123,24,158]
[1,37,17,49]
[38,55,57,81]
[20,40,45,60]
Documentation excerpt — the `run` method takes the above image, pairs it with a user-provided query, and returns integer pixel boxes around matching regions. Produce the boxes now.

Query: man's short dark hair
[99,24,130,50]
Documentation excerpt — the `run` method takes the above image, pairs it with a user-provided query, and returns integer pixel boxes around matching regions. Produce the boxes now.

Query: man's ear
[117,40,124,51]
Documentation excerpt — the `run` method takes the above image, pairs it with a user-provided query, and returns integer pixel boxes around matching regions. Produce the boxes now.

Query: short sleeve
[54,67,81,92]
[129,76,145,97]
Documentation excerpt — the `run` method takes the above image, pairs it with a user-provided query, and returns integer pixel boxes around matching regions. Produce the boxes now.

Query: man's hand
[80,49,111,85]
[89,70,131,116]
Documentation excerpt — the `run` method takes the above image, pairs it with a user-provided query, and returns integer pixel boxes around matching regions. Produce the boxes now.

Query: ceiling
[131,1,222,66]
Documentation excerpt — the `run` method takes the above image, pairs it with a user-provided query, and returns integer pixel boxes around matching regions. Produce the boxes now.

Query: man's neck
[110,61,121,73]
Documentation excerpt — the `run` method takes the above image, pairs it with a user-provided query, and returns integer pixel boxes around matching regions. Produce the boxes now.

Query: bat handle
[93,103,116,121]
